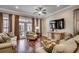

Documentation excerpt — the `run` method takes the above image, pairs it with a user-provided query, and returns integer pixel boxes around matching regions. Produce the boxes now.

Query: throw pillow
[0,33,8,37]
[64,33,73,40]
[43,43,53,53]
[0,36,5,43]
[7,32,14,37]
[42,40,55,53]
[2,35,11,42]
[3,33,8,36]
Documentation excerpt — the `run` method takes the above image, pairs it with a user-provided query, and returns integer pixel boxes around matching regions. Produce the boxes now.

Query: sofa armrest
[10,36,17,46]
[10,36,17,41]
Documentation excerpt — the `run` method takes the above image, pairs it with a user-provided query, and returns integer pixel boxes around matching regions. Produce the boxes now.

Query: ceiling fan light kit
[34,6,47,16]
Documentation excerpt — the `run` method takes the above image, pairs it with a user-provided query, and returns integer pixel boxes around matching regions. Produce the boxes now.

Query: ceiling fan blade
[42,12,47,14]
[42,9,46,11]
[39,6,44,11]
[33,12,38,14]
[34,6,47,15]
[35,8,40,11]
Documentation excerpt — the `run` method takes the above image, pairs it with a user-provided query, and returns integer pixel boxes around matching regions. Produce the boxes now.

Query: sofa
[0,32,17,53]
[35,34,79,53]
[52,35,79,53]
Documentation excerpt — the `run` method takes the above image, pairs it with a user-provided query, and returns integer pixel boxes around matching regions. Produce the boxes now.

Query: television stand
[48,31,64,40]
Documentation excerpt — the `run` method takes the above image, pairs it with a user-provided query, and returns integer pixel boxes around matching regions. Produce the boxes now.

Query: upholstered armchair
[26,32,37,41]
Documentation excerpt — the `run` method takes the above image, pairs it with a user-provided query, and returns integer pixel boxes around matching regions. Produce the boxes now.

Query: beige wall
[12,15,15,36]
[42,5,79,37]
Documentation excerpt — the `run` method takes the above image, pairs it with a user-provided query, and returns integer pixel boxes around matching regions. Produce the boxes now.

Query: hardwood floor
[16,38,41,53]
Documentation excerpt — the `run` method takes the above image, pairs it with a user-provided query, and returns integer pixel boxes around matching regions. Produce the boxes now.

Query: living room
[0,5,79,53]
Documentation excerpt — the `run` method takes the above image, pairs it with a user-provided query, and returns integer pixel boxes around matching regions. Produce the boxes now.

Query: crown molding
[0,5,76,18]
[45,5,75,18]
[0,7,45,18]
[0,8,33,17]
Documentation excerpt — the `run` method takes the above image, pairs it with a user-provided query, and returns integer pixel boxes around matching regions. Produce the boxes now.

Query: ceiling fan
[33,6,47,15]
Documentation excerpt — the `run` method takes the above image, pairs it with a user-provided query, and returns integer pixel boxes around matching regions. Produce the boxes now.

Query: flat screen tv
[50,18,64,30]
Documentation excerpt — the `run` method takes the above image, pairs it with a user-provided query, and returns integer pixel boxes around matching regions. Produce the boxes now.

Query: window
[3,14,9,32]
[19,16,27,38]
[27,22,32,32]
[26,18,32,32]
[19,16,32,38]
[19,22,25,36]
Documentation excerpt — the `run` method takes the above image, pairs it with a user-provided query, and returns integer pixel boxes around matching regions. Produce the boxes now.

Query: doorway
[19,16,32,39]
[74,9,79,35]
[19,22,26,39]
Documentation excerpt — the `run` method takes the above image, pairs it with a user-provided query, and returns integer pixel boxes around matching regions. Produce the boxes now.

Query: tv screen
[50,18,64,30]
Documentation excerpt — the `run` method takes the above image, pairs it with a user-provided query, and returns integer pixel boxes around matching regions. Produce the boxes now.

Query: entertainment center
[48,18,65,40]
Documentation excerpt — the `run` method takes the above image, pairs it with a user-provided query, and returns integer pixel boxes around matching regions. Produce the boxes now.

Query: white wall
[42,6,79,37]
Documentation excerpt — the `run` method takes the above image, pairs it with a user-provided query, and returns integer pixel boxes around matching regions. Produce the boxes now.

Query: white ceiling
[0,5,70,18]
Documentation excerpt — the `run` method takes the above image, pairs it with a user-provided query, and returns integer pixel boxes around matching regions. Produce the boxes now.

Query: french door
[19,22,32,39]
[19,22,27,39]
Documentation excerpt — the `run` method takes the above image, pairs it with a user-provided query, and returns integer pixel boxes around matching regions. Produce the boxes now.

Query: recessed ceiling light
[15,6,19,9]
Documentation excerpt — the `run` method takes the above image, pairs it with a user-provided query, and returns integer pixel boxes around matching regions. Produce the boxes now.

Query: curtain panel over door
[15,15,19,40]
[32,17,35,32]
[9,14,12,32]
[40,18,42,36]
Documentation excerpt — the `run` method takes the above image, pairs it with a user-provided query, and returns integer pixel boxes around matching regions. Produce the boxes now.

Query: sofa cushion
[0,42,12,49]
[35,47,47,53]
[53,39,77,53]
[53,44,66,53]
[6,32,14,37]
[73,35,79,44]
[64,33,73,40]
[59,39,66,44]
[0,36,6,43]
[64,39,77,53]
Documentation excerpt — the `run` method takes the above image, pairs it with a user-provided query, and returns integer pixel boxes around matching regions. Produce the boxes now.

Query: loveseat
[0,32,17,53]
